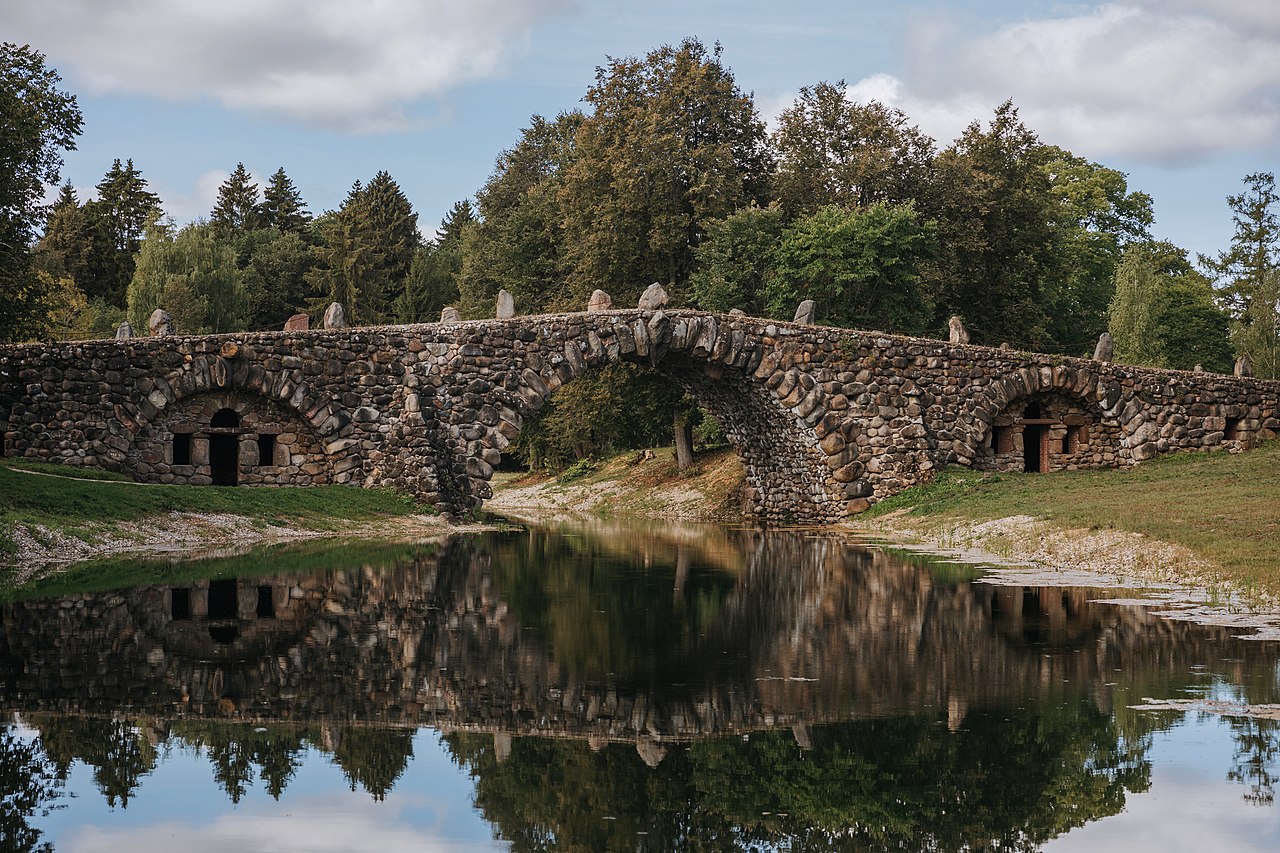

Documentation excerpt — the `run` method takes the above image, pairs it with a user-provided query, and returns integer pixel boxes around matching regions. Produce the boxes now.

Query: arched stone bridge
[3,310,1279,522]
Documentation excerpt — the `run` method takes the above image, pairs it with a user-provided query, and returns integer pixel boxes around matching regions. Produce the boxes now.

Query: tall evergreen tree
[82,158,163,306]
[260,166,311,233]
[1201,172,1280,378]
[210,162,262,235]
[360,170,419,305]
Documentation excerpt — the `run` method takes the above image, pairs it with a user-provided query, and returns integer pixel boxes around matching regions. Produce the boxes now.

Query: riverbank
[855,441,1280,601]
[0,460,468,583]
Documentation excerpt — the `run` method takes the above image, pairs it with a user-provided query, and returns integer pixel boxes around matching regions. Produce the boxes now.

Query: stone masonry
[3,310,1279,522]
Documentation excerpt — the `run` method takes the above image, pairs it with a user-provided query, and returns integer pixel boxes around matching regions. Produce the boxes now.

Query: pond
[2,519,1279,851]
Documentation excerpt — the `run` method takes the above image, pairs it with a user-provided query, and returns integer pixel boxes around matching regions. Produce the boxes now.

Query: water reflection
[2,524,1279,849]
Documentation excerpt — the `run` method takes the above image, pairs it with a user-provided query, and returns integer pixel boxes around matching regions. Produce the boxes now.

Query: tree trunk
[674,416,694,471]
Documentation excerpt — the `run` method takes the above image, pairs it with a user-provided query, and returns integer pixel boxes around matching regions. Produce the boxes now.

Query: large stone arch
[429,311,852,523]
[112,347,361,486]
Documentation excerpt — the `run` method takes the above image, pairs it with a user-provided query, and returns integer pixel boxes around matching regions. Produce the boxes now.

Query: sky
[4,0,1279,262]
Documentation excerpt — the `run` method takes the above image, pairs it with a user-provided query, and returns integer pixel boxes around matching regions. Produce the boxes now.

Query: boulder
[948,315,969,345]
[588,289,612,312]
[496,289,516,319]
[1093,331,1113,362]
[637,282,668,310]
[115,321,134,340]
[322,302,346,329]
[440,306,462,323]
[147,309,173,337]
[1236,353,1253,377]
[793,299,816,325]
[283,312,309,331]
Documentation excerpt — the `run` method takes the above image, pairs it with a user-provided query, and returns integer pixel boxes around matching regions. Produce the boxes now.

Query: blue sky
[5,0,1279,261]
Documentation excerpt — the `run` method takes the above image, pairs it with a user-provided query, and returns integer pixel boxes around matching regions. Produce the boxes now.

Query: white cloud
[847,2,1280,165]
[3,0,575,132]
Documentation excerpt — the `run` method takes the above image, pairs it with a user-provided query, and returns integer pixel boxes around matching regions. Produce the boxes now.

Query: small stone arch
[971,366,1125,473]
[114,348,360,486]
[437,311,851,523]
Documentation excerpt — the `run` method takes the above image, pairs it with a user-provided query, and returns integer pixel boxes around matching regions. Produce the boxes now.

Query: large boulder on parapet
[793,300,816,325]
[148,309,173,336]
[322,302,346,329]
[496,289,516,319]
[115,321,133,340]
[588,289,612,312]
[283,312,309,331]
[638,283,669,310]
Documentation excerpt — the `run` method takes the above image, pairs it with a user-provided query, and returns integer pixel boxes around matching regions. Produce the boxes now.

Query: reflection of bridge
[2,529,1273,766]
[4,311,1279,521]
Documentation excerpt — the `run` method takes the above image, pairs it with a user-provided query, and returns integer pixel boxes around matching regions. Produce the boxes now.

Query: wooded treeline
[4,39,1279,468]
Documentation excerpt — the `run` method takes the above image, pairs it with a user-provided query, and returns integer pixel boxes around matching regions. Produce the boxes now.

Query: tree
[1109,246,1165,366]
[210,162,262,235]
[126,221,244,334]
[1201,172,1280,378]
[83,158,163,306]
[926,102,1060,348]
[688,204,785,314]
[767,202,935,333]
[0,42,83,342]
[260,166,311,233]
[396,200,474,322]
[237,228,314,330]
[772,81,935,218]
[558,38,772,306]
[457,112,581,317]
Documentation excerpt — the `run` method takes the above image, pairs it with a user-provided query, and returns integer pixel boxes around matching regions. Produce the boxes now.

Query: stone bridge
[3,310,1279,522]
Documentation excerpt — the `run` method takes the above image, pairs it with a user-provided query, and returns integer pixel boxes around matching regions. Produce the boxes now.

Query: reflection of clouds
[61,794,506,853]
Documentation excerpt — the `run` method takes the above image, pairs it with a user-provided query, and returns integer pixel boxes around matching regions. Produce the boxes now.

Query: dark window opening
[256,585,275,619]
[1024,401,1042,420]
[1225,417,1241,441]
[170,588,191,620]
[257,433,276,467]
[211,408,240,428]
[208,578,238,620]
[172,432,192,465]
[210,434,239,486]
[1023,425,1046,473]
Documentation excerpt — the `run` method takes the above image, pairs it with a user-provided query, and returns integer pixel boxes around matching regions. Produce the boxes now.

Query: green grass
[862,441,1280,590]
[0,458,429,565]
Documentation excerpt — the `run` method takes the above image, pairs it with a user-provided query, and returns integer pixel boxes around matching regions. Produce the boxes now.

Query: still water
[3,520,1280,852]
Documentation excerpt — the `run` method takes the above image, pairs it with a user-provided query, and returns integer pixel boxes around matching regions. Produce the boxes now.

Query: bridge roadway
[3,309,1278,522]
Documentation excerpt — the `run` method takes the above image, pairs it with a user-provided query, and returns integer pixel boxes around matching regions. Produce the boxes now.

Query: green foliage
[85,158,164,306]
[396,202,473,322]
[209,162,263,235]
[768,201,934,333]
[772,80,935,217]
[125,221,244,334]
[558,38,771,306]
[1201,172,1280,378]
[332,728,415,801]
[687,203,784,314]
[556,458,597,483]
[236,227,314,331]
[1110,241,1233,372]
[0,43,82,343]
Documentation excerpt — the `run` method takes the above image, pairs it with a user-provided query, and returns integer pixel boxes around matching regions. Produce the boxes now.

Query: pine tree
[261,166,311,233]
[91,158,162,250]
[210,162,262,235]
[437,199,475,243]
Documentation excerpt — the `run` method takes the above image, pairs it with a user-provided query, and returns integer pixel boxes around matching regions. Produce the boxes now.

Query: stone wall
[3,310,1279,522]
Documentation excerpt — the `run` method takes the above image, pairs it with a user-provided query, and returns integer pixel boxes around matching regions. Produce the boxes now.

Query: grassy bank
[0,459,429,565]
[861,441,1280,591]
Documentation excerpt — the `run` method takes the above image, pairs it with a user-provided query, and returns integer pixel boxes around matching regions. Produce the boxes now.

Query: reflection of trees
[36,716,156,808]
[1227,717,1280,806]
[445,699,1151,852]
[0,724,63,853]
[331,727,415,801]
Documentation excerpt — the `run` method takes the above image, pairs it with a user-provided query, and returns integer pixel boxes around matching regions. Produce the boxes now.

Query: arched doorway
[209,408,240,486]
